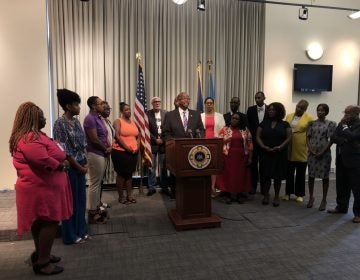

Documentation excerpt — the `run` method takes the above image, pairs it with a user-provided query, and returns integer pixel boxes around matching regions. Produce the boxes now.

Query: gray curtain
[48,0,265,122]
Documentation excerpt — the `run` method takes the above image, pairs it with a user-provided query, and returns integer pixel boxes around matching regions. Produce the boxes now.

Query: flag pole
[135,52,145,195]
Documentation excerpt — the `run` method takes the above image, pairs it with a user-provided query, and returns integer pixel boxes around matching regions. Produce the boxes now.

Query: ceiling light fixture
[197,0,205,11]
[348,10,360,19]
[172,0,188,5]
[299,6,309,20]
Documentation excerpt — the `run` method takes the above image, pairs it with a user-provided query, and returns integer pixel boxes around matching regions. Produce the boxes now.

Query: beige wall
[264,0,360,169]
[0,0,49,189]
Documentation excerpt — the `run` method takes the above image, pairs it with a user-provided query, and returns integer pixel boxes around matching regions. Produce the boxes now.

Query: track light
[197,0,205,11]
[299,6,308,20]
[348,10,360,19]
[172,0,188,5]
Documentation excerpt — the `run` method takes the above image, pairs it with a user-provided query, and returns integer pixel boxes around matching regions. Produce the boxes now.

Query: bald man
[328,105,360,223]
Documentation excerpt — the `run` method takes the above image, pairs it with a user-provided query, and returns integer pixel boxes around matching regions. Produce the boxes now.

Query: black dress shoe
[327,207,348,214]
[160,189,171,196]
[147,189,156,196]
[33,262,64,275]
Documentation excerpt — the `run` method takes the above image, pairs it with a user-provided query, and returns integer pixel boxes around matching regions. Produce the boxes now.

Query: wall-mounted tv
[293,64,333,92]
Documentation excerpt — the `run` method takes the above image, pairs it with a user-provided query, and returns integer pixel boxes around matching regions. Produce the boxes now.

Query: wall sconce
[306,42,324,60]
[197,0,205,11]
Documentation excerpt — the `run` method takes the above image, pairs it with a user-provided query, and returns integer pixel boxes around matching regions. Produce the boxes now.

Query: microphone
[187,129,194,138]
[195,129,202,138]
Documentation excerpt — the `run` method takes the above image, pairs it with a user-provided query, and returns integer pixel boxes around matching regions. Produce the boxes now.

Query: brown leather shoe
[327,207,347,214]
[352,216,360,223]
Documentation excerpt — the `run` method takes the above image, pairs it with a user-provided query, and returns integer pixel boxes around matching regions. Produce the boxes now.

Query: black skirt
[111,149,138,178]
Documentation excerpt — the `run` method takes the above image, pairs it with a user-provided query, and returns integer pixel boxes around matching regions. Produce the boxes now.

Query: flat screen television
[293,64,333,92]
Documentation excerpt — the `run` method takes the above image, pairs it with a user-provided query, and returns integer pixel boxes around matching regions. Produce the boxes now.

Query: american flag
[134,64,152,167]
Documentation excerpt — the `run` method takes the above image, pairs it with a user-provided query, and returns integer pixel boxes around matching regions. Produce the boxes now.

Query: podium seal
[188,145,211,169]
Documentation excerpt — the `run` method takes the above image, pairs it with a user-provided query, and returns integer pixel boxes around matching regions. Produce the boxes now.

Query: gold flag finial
[136,53,142,64]
[207,60,213,72]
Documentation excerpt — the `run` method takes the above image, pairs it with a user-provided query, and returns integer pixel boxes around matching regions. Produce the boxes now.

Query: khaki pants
[87,152,107,211]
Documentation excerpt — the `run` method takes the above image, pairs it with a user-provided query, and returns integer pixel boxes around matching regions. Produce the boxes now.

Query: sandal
[33,261,64,275]
[100,202,111,208]
[88,213,107,224]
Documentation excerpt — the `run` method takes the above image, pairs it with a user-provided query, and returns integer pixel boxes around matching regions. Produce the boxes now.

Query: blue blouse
[53,115,87,162]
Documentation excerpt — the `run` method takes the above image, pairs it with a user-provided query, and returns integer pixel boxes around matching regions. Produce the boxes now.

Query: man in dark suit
[328,105,360,223]
[162,92,205,198]
[146,97,167,196]
[246,91,268,194]
[163,92,204,140]
[224,96,248,127]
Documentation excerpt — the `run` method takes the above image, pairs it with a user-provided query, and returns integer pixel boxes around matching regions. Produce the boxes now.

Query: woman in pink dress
[9,102,72,275]
[200,97,225,197]
[216,113,253,204]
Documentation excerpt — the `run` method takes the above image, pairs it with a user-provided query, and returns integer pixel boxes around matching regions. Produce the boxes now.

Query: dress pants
[62,160,88,244]
[250,146,264,194]
[286,160,307,197]
[148,152,166,191]
[87,152,107,211]
[335,157,360,216]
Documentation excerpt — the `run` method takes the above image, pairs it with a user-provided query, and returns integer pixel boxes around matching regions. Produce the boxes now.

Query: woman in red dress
[216,113,253,204]
[9,102,72,275]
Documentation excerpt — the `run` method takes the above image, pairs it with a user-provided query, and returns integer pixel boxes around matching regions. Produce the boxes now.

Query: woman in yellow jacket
[283,100,314,203]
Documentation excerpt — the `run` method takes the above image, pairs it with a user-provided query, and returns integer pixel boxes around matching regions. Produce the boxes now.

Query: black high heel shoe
[33,261,64,275]
[30,251,61,264]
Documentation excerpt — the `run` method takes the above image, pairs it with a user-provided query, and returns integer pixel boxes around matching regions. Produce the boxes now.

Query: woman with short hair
[306,103,336,210]
[256,102,292,206]
[111,102,140,204]
[216,113,253,204]
[200,97,225,197]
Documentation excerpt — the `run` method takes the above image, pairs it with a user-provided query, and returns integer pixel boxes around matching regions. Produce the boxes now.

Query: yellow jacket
[285,112,314,162]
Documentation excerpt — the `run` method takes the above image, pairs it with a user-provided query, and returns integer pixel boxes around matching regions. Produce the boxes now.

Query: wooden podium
[166,138,223,230]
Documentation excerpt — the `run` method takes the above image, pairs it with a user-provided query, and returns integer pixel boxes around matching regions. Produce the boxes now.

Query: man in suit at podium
[224,96,248,127]
[162,92,205,198]
[246,91,268,195]
[147,97,167,196]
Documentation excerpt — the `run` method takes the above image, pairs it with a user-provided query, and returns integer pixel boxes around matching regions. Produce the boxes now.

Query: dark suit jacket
[147,109,167,154]
[332,119,360,168]
[223,111,248,127]
[246,105,269,141]
[162,108,205,141]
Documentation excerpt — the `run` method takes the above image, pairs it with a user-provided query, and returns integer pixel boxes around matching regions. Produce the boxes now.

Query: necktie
[183,111,188,130]
[257,107,263,112]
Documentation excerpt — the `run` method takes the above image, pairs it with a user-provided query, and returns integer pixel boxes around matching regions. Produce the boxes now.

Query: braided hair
[9,102,41,154]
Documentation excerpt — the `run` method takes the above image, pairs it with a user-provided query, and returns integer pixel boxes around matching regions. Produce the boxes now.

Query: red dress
[12,132,73,235]
[216,128,252,193]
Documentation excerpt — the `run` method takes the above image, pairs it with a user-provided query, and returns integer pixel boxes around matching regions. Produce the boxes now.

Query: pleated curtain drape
[48,0,265,122]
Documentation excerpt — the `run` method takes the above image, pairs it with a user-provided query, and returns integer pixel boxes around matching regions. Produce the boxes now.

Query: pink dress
[216,128,253,193]
[205,115,215,138]
[12,132,73,235]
